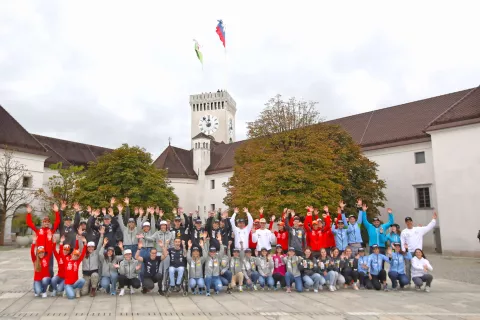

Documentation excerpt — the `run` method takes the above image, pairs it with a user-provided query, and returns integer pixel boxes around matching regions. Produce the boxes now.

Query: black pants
[143,273,163,292]
[342,269,359,284]
[370,270,387,290]
[369,247,387,269]
[359,272,373,289]
[272,273,286,287]
[118,275,141,289]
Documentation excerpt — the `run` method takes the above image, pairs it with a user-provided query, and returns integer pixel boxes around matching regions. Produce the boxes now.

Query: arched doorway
[10,204,31,239]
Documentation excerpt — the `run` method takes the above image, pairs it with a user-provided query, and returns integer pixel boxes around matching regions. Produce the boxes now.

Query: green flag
[193,39,203,65]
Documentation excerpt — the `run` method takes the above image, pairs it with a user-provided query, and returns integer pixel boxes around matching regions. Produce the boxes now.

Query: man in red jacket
[305,208,333,257]
[26,204,61,278]
[269,216,289,252]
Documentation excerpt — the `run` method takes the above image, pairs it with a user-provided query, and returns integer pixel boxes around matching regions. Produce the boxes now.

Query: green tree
[35,162,84,216]
[75,144,178,211]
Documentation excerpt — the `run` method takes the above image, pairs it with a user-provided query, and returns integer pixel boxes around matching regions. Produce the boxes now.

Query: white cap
[142,221,150,227]
[87,241,95,247]
[160,221,168,225]
[124,249,132,255]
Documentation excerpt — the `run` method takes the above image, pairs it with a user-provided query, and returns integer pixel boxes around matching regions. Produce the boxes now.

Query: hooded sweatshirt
[269,222,289,251]
[203,240,225,277]
[299,256,318,277]
[273,254,287,276]
[138,216,157,248]
[27,211,60,252]
[31,244,52,281]
[187,249,206,278]
[282,255,302,278]
[151,229,175,251]
[255,256,274,277]
[118,258,140,279]
[117,207,143,246]
[82,235,104,276]
[64,246,87,285]
[99,244,123,278]
[411,256,433,278]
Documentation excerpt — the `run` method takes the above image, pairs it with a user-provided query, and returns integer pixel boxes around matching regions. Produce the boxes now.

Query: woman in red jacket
[51,235,77,297]
[269,216,289,252]
[31,233,52,298]
[64,237,87,299]
[305,212,333,257]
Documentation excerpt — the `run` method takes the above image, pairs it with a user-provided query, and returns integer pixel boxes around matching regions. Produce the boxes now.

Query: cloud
[1,1,479,159]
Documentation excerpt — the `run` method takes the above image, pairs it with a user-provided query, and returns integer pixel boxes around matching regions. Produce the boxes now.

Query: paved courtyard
[0,248,479,320]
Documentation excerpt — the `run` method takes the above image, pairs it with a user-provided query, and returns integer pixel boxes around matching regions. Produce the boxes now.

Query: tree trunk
[0,215,5,246]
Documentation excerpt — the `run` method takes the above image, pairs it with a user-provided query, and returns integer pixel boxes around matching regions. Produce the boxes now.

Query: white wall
[0,149,48,242]
[168,178,197,215]
[204,171,233,214]
[429,123,480,257]
[363,142,438,249]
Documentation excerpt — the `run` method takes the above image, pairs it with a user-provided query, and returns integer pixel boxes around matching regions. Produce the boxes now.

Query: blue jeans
[34,277,51,295]
[51,276,64,292]
[303,273,324,290]
[258,275,274,288]
[124,245,138,259]
[388,271,409,288]
[100,273,118,293]
[285,272,303,292]
[205,276,222,293]
[322,270,336,285]
[189,278,205,289]
[245,271,259,287]
[139,247,152,283]
[220,270,232,286]
[65,279,85,299]
[169,266,185,286]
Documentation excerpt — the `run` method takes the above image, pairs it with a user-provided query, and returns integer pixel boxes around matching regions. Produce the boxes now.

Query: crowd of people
[27,198,437,299]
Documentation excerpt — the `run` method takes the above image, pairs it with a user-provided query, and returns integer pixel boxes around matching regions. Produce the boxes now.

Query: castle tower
[190,90,236,144]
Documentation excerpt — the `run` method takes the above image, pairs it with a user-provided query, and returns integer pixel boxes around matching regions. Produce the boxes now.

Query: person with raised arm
[387,242,412,290]
[116,242,142,296]
[59,201,81,251]
[171,207,188,243]
[116,198,141,258]
[51,234,77,297]
[340,247,359,290]
[230,207,253,250]
[331,210,348,254]
[401,211,437,285]
[64,236,88,299]
[342,200,364,255]
[411,248,434,292]
[284,211,306,257]
[186,239,206,295]
[81,227,104,297]
[167,238,187,293]
[283,247,303,293]
[99,236,123,295]
[269,214,289,253]
[136,239,167,295]
[253,209,274,253]
[203,233,225,296]
[366,244,390,291]
[31,232,53,298]
[99,200,120,249]
[361,203,394,257]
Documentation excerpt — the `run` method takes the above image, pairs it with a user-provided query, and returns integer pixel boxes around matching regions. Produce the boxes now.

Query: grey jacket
[98,245,123,278]
[255,256,274,277]
[229,255,244,275]
[186,248,206,279]
[284,224,306,252]
[242,254,256,280]
[118,258,140,279]
[282,255,302,278]
[138,215,157,247]
[82,235,104,275]
[117,208,143,246]
[203,240,225,277]
[150,230,174,251]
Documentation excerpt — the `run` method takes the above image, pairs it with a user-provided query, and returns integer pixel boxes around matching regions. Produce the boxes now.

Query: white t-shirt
[230,212,253,249]
[252,228,274,251]
[400,219,436,252]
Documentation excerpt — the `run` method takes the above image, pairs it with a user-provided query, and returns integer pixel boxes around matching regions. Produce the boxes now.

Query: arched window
[203,142,206,148]
[207,103,210,110]
[222,101,225,109]
[196,104,199,111]
[206,143,209,149]
[192,105,195,112]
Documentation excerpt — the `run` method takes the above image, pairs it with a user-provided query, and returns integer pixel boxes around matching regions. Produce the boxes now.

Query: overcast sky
[1,1,479,158]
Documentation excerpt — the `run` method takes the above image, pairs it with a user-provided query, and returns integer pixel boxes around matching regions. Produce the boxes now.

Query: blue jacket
[331,224,348,251]
[361,211,394,247]
[342,211,363,244]
[367,253,390,275]
[357,255,369,274]
[386,232,401,245]
[389,252,412,274]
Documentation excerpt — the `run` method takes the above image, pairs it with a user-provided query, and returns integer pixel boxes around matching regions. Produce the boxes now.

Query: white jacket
[230,212,253,249]
[400,219,436,252]
[252,228,274,251]
[411,257,433,278]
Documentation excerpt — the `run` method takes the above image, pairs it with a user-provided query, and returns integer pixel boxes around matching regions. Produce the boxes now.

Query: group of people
[27,198,437,299]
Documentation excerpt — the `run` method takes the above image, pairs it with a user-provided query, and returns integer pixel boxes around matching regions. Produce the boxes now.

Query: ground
[0,248,480,320]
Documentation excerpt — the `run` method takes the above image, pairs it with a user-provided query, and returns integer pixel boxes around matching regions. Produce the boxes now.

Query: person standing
[284,215,306,257]
[400,212,437,285]
[59,201,81,251]
[342,200,363,255]
[116,198,141,258]
[230,207,254,250]
[361,204,394,257]
[253,217,274,253]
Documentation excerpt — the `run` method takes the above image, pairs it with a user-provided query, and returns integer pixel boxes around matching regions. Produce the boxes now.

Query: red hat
[312,221,318,225]
[278,222,285,226]
[63,244,71,250]
[42,216,50,222]
[72,249,80,256]
[254,219,260,223]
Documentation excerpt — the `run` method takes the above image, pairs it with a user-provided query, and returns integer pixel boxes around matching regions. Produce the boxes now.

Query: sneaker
[318,285,323,291]
[238,286,243,292]
[425,286,430,293]
[130,288,135,295]
[119,289,125,296]
[50,290,57,297]
[314,289,318,293]
[75,289,80,298]
[41,292,47,298]
[329,285,335,292]
[415,286,421,291]
[305,288,310,292]
[34,293,39,297]
[352,284,358,291]
[63,291,66,297]
[175,285,181,292]
[359,285,365,290]
[335,285,340,290]
[141,287,147,294]
[206,292,211,297]
[383,284,389,292]
[253,285,258,291]
[215,291,219,295]
[111,291,116,296]
[286,287,292,293]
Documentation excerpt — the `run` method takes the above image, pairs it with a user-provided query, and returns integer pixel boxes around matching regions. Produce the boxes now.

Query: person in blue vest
[387,242,412,290]
[367,245,390,291]
[340,200,363,255]
[331,218,348,254]
[361,205,394,257]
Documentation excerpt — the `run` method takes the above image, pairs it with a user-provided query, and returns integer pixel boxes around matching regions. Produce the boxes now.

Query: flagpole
[224,46,227,91]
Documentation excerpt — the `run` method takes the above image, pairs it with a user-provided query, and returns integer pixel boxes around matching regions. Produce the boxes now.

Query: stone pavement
[0,248,480,320]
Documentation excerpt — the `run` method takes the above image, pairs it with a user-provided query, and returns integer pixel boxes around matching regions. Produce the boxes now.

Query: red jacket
[26,211,60,252]
[64,246,86,285]
[304,215,332,251]
[269,221,289,251]
[31,244,51,281]
[53,241,77,279]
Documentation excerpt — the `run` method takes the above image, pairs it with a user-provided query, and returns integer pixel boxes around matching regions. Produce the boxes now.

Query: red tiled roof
[153,145,197,179]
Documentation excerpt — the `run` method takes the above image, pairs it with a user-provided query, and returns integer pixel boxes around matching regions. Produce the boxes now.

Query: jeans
[322,270,336,285]
[333,271,346,286]
[34,277,51,295]
[168,266,185,286]
[388,271,409,288]
[51,276,65,292]
[413,274,433,287]
[205,276,222,293]
[258,275,274,288]
[405,259,412,284]
[189,278,205,289]
[303,273,324,290]
[139,247,153,283]
[100,273,118,293]
[65,279,85,299]
[220,270,232,286]
[285,272,303,292]
[124,245,138,259]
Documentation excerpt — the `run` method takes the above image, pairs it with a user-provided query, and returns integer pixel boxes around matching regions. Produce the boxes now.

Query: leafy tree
[75,144,178,211]
[246,94,322,138]
[0,148,35,245]
[224,97,385,220]
[35,162,84,216]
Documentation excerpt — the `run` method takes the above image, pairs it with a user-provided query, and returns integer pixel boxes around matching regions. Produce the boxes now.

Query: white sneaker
[329,285,335,292]
[50,290,56,297]
[314,289,318,293]
[75,289,80,298]
[253,285,258,291]
[424,286,430,293]
[335,285,340,290]
[352,284,358,290]
[238,286,243,292]
[119,289,125,296]
[41,292,47,298]
[34,293,39,297]
[130,288,135,294]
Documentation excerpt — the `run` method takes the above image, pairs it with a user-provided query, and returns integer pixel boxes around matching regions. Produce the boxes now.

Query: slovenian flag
[216,20,226,47]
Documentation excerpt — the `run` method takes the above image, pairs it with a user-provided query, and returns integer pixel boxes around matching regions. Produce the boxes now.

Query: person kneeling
[136,240,166,295]
[117,248,141,296]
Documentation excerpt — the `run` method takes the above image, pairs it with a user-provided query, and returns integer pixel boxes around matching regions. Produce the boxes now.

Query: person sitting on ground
[387,242,412,290]
[136,239,167,295]
[411,248,433,292]
[116,244,142,296]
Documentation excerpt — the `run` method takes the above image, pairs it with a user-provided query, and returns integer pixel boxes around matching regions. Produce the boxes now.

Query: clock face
[199,114,219,135]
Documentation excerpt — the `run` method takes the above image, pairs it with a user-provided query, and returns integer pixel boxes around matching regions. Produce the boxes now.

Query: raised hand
[323,205,329,213]
[339,200,345,209]
[102,208,107,215]
[362,203,368,211]
[234,207,239,213]
[118,241,123,250]
[103,237,109,246]
[433,212,438,219]
[259,207,264,215]
[53,203,59,212]
[60,235,65,243]
[243,207,249,214]
[110,197,116,206]
[73,202,81,211]
[172,208,177,215]
[134,207,139,215]
[87,206,92,214]
[199,240,204,247]
[99,225,105,235]
[158,240,164,247]
[108,207,114,216]
[139,208,144,216]
[31,233,37,242]
[61,200,67,210]
[138,240,143,249]
[26,204,32,213]
[117,204,124,213]
[124,197,129,205]
[135,264,142,271]
[188,240,192,248]
[356,198,362,207]
[270,215,275,222]
[379,227,384,234]
[387,208,392,214]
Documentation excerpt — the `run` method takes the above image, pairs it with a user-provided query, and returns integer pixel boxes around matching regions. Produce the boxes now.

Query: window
[22,176,32,188]
[416,187,431,208]
[211,204,215,211]
[203,142,206,148]
[415,151,425,164]
[222,101,224,108]
[192,105,195,112]
[211,180,215,189]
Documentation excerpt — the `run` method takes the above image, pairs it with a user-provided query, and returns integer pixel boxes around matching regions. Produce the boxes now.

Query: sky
[1,1,479,159]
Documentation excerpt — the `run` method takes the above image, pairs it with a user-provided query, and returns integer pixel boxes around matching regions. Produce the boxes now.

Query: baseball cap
[72,249,80,256]
[209,247,217,252]
[87,241,95,247]
[275,244,282,248]
[63,244,71,250]
[278,222,285,226]
[358,248,365,252]
[237,218,245,223]
[261,247,268,252]
[142,221,151,227]
[338,220,344,224]
[293,216,300,221]
[245,248,252,252]
[288,247,295,251]
[192,247,200,251]
[128,218,135,223]
[371,244,379,249]
[160,221,168,226]
[103,215,111,220]
[195,219,202,224]
[393,242,401,247]
[233,248,240,252]
[405,216,413,222]
[259,218,266,223]
[37,246,45,253]
[107,247,115,252]
[213,219,220,223]
[80,220,87,225]
[64,216,72,221]
[174,216,182,221]
[124,249,132,255]
[348,215,356,219]
[372,217,380,222]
